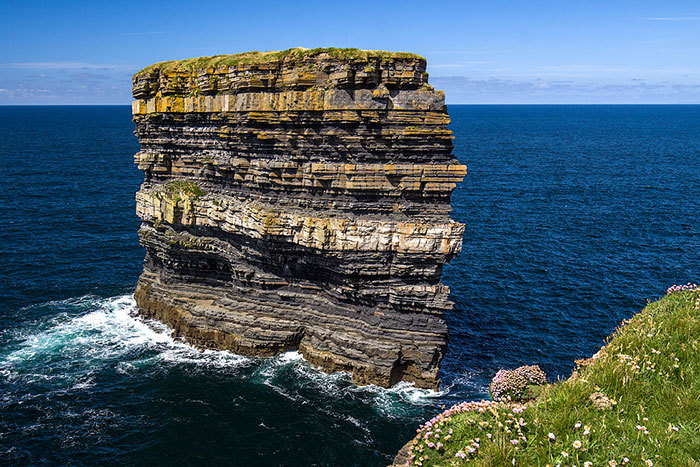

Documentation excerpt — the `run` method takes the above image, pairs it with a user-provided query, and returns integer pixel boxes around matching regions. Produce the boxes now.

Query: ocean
[1,105,698,466]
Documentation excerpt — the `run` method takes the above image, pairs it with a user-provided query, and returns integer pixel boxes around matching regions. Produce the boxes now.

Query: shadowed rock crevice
[131,47,466,389]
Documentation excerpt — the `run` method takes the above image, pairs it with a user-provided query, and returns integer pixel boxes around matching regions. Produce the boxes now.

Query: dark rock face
[131,48,466,389]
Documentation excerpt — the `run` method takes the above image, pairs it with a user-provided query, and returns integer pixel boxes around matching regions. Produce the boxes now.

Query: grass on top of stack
[139,47,424,74]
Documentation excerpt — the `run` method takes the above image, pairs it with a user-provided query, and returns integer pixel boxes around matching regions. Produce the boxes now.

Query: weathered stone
[131,47,466,389]
[589,391,615,410]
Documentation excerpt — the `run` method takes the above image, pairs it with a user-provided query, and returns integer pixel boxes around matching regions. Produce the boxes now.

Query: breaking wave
[1,294,441,411]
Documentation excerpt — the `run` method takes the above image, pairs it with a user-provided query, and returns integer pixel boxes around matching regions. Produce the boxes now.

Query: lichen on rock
[131,47,466,389]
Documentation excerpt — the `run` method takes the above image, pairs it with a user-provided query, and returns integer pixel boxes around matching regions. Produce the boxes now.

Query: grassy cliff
[403,286,700,466]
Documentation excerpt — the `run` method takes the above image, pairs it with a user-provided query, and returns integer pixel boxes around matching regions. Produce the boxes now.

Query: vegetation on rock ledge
[405,285,700,466]
[138,47,424,75]
[165,180,205,201]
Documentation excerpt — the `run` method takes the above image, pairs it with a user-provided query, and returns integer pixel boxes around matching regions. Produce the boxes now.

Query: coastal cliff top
[132,47,432,100]
[137,47,425,75]
[398,285,700,466]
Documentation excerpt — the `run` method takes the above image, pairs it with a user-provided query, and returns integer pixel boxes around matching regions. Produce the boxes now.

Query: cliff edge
[131,47,466,389]
[397,285,700,465]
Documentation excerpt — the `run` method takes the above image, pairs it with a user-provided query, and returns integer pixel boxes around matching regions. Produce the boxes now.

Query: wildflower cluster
[543,421,594,465]
[489,365,547,402]
[407,400,530,466]
[665,282,698,294]
[408,400,496,466]
[546,419,656,466]
[493,404,529,451]
[617,353,641,373]
[616,348,682,382]
[666,283,700,309]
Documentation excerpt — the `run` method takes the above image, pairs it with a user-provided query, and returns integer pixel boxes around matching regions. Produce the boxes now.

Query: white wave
[278,350,303,363]
[287,357,349,388]
[1,295,249,386]
[3,294,447,416]
[158,346,249,369]
[253,347,445,413]
[386,381,447,403]
[4,295,163,366]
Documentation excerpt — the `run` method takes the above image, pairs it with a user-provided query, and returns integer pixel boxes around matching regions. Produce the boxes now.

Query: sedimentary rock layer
[131,48,466,389]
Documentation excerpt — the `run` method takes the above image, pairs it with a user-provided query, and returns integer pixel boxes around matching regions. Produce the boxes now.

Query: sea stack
[131,48,466,389]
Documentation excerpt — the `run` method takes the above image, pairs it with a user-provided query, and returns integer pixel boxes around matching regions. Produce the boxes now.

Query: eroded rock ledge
[131,47,466,389]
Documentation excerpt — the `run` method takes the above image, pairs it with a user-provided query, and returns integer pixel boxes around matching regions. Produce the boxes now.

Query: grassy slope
[407,289,700,466]
[138,47,423,74]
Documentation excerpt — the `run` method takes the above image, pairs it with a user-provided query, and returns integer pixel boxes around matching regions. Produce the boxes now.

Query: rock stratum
[131,47,466,389]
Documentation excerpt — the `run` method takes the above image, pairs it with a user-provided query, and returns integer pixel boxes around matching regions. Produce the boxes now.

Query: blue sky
[1,0,699,104]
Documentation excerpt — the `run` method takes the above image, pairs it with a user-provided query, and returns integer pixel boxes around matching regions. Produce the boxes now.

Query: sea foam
[1,294,439,413]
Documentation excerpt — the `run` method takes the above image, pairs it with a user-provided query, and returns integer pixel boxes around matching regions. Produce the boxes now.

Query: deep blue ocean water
[0,105,698,466]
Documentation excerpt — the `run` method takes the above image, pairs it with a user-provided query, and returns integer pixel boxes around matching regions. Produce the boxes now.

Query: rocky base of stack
[134,273,446,388]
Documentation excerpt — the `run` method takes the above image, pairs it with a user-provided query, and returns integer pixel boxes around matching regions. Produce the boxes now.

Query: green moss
[165,180,205,200]
[408,288,700,466]
[137,47,424,75]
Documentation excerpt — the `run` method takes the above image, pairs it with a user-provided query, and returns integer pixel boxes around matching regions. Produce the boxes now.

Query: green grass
[138,47,423,74]
[165,180,205,200]
[407,288,700,466]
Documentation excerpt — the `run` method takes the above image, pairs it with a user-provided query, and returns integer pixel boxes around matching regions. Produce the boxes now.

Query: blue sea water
[0,105,698,466]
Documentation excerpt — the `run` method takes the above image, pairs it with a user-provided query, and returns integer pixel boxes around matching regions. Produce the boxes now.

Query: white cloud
[0,62,135,70]
[70,72,110,80]
[432,76,700,103]
[429,61,494,69]
[647,16,700,21]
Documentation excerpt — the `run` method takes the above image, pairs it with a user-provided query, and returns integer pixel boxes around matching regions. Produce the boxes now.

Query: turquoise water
[1,105,698,465]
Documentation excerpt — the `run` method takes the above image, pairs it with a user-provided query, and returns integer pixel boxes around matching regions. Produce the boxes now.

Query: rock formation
[131,48,466,389]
